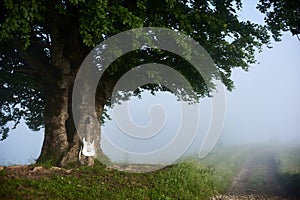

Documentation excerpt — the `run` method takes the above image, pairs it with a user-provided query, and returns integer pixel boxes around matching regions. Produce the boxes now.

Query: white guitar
[82,137,95,156]
[81,117,96,157]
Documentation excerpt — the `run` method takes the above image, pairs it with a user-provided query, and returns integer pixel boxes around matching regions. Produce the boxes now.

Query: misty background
[0,1,299,165]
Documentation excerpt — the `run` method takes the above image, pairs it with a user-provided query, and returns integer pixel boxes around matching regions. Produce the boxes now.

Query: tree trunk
[37,84,96,167]
[37,17,100,167]
[36,18,113,166]
[37,82,110,167]
[37,86,70,165]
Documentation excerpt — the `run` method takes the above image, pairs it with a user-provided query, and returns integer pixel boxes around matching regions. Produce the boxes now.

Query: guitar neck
[86,116,92,143]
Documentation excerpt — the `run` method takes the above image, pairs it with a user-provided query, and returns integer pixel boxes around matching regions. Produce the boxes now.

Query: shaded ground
[0,164,164,178]
[0,165,74,180]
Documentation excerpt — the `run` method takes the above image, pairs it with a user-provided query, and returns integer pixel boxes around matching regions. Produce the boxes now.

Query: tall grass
[197,144,253,193]
[275,145,300,175]
[274,144,300,197]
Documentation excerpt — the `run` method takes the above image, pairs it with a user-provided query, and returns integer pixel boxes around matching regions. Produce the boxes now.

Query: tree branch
[9,39,53,77]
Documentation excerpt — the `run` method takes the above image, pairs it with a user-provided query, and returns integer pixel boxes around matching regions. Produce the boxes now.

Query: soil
[0,165,74,180]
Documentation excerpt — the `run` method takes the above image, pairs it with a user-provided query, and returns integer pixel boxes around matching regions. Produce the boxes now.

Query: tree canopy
[0,0,295,165]
[257,0,300,41]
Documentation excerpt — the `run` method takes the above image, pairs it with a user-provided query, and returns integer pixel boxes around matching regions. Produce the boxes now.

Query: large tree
[0,0,272,167]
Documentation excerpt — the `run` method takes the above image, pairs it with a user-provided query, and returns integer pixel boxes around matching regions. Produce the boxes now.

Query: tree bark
[37,85,98,167]
[37,82,111,167]
[37,86,70,165]
[36,13,113,167]
[37,15,87,167]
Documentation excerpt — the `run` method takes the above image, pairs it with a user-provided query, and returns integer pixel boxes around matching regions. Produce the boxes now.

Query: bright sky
[0,1,299,165]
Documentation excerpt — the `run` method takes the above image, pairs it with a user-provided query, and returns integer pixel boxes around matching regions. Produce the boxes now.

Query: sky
[222,0,300,144]
[0,1,299,165]
[221,33,300,145]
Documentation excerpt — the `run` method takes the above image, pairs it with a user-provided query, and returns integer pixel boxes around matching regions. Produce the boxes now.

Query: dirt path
[229,150,286,196]
[212,149,296,200]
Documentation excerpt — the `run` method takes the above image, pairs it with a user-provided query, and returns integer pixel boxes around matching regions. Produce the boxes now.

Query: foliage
[0,46,44,140]
[0,0,278,140]
[257,0,300,41]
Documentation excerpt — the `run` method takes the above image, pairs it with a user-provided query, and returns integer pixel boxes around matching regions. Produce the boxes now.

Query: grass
[0,145,252,200]
[198,144,253,193]
[274,144,300,197]
[0,161,220,199]
[275,145,300,175]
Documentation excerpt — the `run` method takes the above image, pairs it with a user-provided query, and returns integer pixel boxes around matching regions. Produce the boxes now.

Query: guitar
[82,137,96,157]
[81,116,96,157]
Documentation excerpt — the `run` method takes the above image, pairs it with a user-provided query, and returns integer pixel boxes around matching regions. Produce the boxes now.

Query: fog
[101,35,300,163]
[0,1,299,165]
[221,41,300,145]
[101,28,300,164]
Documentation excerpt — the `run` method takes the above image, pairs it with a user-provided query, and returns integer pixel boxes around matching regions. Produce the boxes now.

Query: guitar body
[82,137,96,157]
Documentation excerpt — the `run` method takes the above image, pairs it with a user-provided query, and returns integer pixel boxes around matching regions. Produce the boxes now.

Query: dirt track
[229,150,286,196]
[212,149,297,200]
